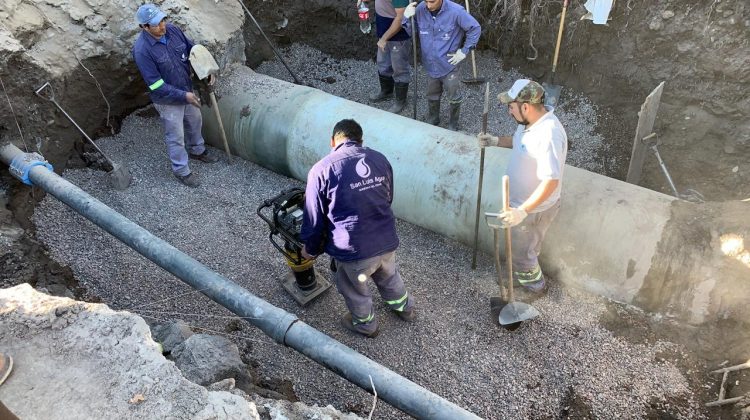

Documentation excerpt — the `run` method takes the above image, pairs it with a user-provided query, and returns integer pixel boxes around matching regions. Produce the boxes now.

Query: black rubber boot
[369,75,394,103]
[426,100,440,125]
[447,102,461,131]
[387,82,409,114]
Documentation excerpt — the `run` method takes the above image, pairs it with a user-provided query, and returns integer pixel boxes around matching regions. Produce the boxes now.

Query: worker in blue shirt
[403,0,481,130]
[132,4,217,188]
[300,119,415,338]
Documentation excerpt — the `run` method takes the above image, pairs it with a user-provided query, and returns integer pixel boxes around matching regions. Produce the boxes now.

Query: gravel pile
[254,43,619,174]
[31,108,706,418]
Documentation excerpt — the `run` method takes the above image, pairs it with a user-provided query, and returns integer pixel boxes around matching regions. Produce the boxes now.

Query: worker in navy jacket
[403,0,481,130]
[301,119,415,338]
[132,4,217,188]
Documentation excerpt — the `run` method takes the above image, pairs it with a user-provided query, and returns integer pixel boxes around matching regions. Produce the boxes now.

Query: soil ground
[1,0,749,417]
[29,112,712,418]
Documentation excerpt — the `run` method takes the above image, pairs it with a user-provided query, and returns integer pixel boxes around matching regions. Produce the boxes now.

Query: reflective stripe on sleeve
[149,79,165,91]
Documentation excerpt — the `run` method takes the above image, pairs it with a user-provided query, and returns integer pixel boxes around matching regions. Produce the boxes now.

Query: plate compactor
[257,188,332,306]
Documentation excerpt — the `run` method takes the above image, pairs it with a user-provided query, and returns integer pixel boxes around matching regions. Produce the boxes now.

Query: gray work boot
[369,75,394,103]
[189,149,219,163]
[447,102,461,131]
[426,100,440,126]
[340,314,380,338]
[387,82,408,114]
[394,307,416,322]
[176,172,200,188]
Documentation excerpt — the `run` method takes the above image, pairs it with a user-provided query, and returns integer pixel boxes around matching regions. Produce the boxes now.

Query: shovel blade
[542,83,562,108]
[108,163,132,190]
[189,45,220,81]
[499,301,540,327]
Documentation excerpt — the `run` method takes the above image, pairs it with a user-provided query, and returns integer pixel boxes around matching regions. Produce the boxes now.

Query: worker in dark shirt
[132,4,217,188]
[301,119,415,338]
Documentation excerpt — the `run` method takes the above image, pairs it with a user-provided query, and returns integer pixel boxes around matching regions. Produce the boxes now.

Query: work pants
[334,251,413,335]
[153,103,207,177]
[426,68,462,104]
[376,39,412,84]
[511,200,561,281]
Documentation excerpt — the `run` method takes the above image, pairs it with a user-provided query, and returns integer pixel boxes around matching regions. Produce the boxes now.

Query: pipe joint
[9,151,53,186]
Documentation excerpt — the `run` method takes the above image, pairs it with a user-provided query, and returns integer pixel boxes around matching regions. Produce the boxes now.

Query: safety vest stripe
[149,79,165,91]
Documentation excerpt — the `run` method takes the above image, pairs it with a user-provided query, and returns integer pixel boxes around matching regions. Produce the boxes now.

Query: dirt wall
[486,0,749,201]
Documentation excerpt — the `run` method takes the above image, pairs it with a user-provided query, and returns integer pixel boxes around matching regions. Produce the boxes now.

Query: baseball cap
[136,4,167,26]
[498,79,545,104]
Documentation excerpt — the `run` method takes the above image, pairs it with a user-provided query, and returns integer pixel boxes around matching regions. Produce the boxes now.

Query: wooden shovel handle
[502,175,514,302]
[551,0,569,76]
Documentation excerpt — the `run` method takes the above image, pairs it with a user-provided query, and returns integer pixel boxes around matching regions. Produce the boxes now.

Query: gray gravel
[255,43,619,174]
[31,106,706,418]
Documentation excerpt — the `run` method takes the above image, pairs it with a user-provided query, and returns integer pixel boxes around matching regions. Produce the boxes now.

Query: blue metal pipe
[0,143,481,420]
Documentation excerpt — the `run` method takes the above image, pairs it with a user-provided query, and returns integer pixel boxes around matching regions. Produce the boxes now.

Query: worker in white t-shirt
[477,79,568,293]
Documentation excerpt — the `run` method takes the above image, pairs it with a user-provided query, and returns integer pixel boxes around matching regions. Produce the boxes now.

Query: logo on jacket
[355,158,371,178]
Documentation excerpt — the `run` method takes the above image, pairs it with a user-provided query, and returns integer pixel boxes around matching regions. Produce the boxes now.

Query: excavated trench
[1,0,749,418]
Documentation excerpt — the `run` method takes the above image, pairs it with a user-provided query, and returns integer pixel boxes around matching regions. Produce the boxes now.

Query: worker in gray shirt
[403,0,480,130]
[367,0,412,114]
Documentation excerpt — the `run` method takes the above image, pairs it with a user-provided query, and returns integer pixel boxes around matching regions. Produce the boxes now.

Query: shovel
[460,0,485,85]
[411,11,418,120]
[486,176,540,330]
[542,0,569,108]
[189,45,232,163]
[488,225,509,324]
[471,82,490,269]
[238,0,306,86]
[35,82,132,190]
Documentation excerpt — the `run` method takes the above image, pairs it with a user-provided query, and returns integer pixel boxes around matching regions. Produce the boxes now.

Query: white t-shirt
[505,107,568,213]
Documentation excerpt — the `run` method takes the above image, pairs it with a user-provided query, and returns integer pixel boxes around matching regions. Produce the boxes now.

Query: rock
[151,320,194,353]
[0,284,256,419]
[649,19,662,31]
[45,283,75,299]
[255,396,365,420]
[0,0,245,77]
[172,334,247,386]
[661,10,674,19]
[208,378,236,391]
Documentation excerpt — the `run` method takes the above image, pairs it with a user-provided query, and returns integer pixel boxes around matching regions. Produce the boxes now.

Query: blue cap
[136,4,167,26]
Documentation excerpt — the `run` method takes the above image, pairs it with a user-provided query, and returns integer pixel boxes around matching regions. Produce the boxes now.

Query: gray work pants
[426,68,462,103]
[376,39,412,84]
[511,200,561,278]
[334,251,413,334]
[153,103,207,177]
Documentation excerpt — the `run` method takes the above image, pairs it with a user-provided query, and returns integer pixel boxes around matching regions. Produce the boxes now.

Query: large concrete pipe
[203,65,750,326]
[1,144,481,420]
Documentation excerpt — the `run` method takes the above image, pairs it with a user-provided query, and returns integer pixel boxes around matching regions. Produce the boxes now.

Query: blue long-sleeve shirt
[300,140,399,262]
[132,24,194,105]
[403,0,481,78]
